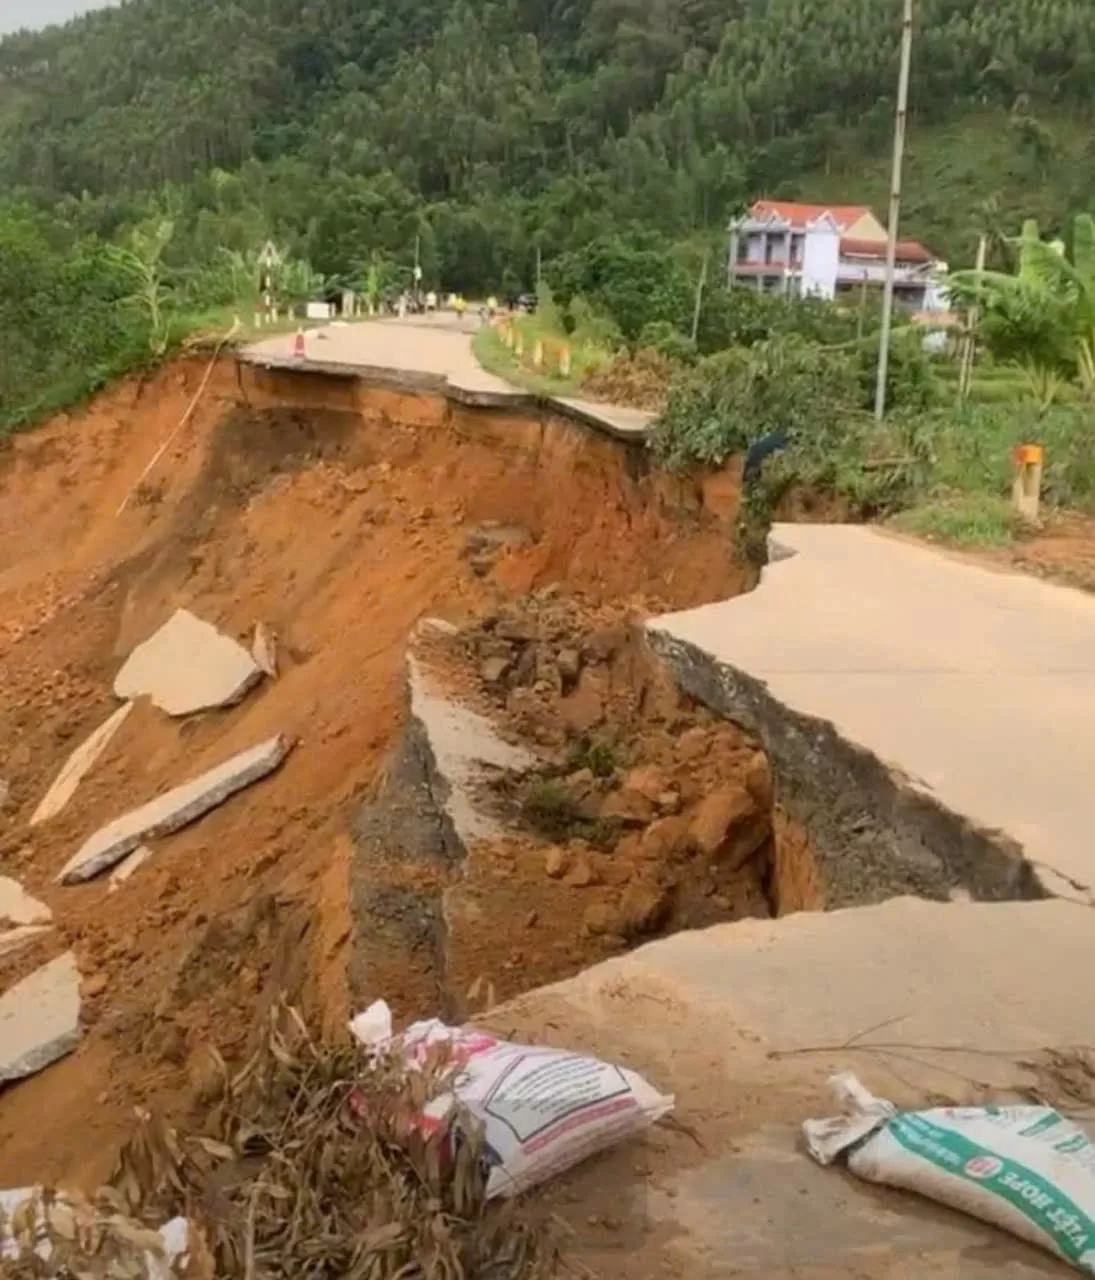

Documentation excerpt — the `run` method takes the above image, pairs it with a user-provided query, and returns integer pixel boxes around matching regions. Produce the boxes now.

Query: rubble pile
[434,593,784,944]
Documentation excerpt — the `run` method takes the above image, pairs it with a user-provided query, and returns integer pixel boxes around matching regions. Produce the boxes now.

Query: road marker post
[1012,444,1044,522]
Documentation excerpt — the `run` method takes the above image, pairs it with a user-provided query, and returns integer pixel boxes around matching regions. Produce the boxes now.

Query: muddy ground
[0,356,751,1189]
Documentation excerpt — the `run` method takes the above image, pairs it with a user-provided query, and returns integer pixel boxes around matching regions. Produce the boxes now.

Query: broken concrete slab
[650,523,1095,901]
[58,734,292,884]
[108,844,152,892]
[0,926,50,960]
[251,622,278,678]
[0,876,51,926]
[350,620,539,1011]
[0,952,81,1083]
[407,645,538,846]
[31,702,134,827]
[114,608,262,716]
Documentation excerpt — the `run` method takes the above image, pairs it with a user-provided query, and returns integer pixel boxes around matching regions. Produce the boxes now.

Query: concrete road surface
[500,897,1091,1278]
[244,317,517,399]
[243,316,653,437]
[655,523,1095,898]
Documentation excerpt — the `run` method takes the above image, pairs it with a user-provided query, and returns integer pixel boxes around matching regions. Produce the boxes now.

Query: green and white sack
[804,1072,1095,1273]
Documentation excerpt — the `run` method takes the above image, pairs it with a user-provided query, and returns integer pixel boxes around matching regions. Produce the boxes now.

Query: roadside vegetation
[2,0,1095,553]
[2,0,1095,429]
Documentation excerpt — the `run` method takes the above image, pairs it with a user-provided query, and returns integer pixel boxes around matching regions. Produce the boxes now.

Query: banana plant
[107,218,176,355]
[951,215,1095,393]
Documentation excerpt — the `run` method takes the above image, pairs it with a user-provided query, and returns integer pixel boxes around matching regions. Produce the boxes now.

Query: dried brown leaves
[2,1006,561,1280]
[0,1186,177,1279]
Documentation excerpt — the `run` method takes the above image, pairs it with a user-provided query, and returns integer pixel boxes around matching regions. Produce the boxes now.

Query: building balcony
[731,259,802,275]
[836,260,932,287]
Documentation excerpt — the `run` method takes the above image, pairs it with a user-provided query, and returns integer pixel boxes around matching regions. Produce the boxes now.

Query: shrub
[547,235,692,342]
[567,293,623,352]
[650,336,860,470]
[697,287,858,353]
[534,280,567,337]
[856,330,940,412]
[636,320,696,363]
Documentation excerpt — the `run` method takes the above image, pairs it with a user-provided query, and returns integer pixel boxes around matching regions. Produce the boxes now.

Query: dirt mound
[353,593,821,1023]
[582,349,672,412]
[0,357,746,1190]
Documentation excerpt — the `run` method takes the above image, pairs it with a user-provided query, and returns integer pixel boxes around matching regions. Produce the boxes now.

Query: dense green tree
[0,203,153,429]
[2,0,1095,428]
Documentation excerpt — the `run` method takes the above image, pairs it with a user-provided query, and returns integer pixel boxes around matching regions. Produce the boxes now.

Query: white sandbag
[805,1072,1095,1273]
[351,999,673,1199]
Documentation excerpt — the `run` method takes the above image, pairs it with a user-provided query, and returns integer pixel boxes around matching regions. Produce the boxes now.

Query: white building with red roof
[728,199,950,314]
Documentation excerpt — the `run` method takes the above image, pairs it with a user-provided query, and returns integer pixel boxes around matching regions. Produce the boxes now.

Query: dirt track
[0,356,747,1189]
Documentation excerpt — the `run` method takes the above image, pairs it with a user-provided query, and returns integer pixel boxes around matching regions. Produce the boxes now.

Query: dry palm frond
[3,1005,561,1280]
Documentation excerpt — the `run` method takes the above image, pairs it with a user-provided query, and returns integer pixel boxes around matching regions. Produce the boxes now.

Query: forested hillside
[3,0,1095,280]
[2,0,1094,428]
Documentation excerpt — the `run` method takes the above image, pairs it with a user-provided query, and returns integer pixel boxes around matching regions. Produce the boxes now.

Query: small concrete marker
[0,952,81,1083]
[108,844,153,892]
[251,621,278,678]
[0,876,52,926]
[58,734,293,884]
[31,702,135,827]
[0,926,50,959]
[114,608,263,716]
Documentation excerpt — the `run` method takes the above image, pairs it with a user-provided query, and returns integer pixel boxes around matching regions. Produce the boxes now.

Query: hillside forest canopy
[2,0,1095,442]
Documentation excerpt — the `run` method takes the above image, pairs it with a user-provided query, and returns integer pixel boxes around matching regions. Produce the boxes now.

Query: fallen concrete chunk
[408,650,537,845]
[31,702,135,827]
[0,876,51,926]
[0,926,50,959]
[58,735,292,884]
[251,622,278,678]
[0,952,81,1083]
[114,609,262,716]
[108,844,153,892]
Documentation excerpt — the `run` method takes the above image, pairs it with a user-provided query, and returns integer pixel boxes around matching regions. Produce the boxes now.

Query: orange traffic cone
[293,327,306,359]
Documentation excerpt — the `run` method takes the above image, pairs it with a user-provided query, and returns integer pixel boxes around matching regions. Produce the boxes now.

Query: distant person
[454,294,467,321]
[426,290,438,313]
[486,295,498,322]
[743,432,791,489]
[738,431,793,572]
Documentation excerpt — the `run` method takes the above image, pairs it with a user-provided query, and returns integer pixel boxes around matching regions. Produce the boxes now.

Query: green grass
[472,326,585,397]
[890,494,1024,546]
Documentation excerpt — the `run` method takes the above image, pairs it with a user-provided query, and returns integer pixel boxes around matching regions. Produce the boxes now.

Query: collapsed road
[1,331,1093,1279]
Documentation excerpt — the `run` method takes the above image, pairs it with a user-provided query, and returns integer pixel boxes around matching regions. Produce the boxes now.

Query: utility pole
[958,233,987,400]
[690,249,710,345]
[874,0,915,423]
